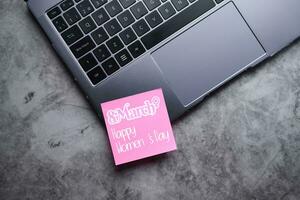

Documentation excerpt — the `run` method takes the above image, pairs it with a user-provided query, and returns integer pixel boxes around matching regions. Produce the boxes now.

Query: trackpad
[152,3,265,106]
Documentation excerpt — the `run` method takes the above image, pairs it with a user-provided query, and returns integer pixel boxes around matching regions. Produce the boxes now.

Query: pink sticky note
[101,88,177,165]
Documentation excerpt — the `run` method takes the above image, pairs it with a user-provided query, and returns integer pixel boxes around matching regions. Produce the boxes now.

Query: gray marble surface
[1,1,300,200]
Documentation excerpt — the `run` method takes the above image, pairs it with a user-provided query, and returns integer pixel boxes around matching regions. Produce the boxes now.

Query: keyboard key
[63,8,81,25]
[142,0,215,49]
[115,49,132,66]
[92,8,110,26]
[102,58,120,75]
[79,16,96,34]
[171,0,188,11]
[87,66,107,85]
[128,40,145,58]
[79,53,98,71]
[76,0,94,17]
[70,36,96,58]
[143,0,161,11]
[104,19,122,36]
[93,45,111,62]
[91,27,109,44]
[48,7,61,19]
[132,19,150,36]
[119,27,137,45]
[106,36,124,53]
[105,0,123,17]
[91,0,108,8]
[53,16,68,32]
[61,25,83,45]
[145,10,163,28]
[117,10,134,28]
[60,0,74,11]
[158,2,176,20]
[130,2,148,19]
[119,0,136,8]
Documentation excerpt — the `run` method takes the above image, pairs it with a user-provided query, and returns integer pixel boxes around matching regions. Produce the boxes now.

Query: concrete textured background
[1,1,300,199]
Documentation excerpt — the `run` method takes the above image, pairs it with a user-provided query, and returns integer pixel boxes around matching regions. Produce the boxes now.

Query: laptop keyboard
[48,0,222,85]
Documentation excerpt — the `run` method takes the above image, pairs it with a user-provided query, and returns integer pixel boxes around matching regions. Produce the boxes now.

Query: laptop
[26,0,300,121]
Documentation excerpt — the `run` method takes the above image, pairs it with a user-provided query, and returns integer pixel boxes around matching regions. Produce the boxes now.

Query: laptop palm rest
[152,3,265,107]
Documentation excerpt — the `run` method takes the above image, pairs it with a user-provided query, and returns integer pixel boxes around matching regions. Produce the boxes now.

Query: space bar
[141,0,215,50]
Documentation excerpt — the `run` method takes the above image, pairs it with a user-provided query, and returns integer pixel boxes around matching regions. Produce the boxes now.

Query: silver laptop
[26,0,300,120]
